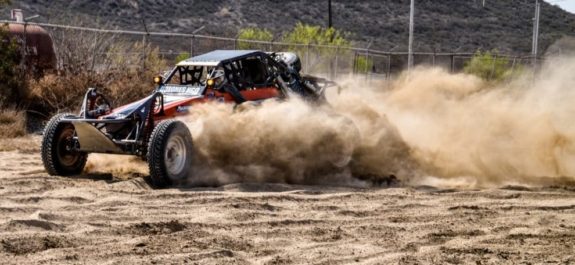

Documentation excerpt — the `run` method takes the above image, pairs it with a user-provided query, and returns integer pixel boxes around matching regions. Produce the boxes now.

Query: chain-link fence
[3,20,542,81]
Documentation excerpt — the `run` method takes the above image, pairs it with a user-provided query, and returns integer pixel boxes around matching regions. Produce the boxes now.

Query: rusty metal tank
[7,23,57,73]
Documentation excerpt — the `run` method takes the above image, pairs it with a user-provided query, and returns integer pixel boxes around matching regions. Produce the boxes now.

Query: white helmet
[277,52,302,72]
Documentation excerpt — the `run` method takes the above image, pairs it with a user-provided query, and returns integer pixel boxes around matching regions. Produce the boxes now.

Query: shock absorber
[140,95,157,158]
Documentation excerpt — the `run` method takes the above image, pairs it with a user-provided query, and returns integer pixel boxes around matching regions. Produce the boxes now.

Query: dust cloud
[180,96,413,187]
[376,57,575,188]
[181,57,575,188]
[85,154,148,180]
[84,57,575,188]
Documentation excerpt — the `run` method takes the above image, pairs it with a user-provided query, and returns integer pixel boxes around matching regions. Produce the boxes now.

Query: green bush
[175,52,190,63]
[354,54,374,74]
[237,27,273,50]
[282,22,350,48]
[0,23,24,108]
[464,50,514,81]
[282,23,351,73]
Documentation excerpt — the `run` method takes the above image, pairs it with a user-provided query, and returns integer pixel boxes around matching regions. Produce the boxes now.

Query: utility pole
[328,0,334,77]
[190,25,205,57]
[408,0,415,70]
[532,0,541,68]
[141,18,150,71]
[328,0,332,28]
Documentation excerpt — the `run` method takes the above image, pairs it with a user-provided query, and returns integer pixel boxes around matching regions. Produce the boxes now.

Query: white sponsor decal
[176,106,191,113]
[160,85,202,95]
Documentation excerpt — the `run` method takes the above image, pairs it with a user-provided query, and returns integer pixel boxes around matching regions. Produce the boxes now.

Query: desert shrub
[28,41,166,114]
[27,73,100,113]
[464,50,514,81]
[237,27,273,50]
[46,18,166,108]
[102,42,166,107]
[28,70,160,114]
[106,41,166,74]
[50,19,123,74]
[0,109,26,138]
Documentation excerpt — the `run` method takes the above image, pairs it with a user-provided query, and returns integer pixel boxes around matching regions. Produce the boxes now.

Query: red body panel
[153,87,280,120]
[211,87,280,103]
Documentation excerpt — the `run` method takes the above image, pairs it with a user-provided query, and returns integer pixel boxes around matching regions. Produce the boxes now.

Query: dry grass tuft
[0,109,26,138]
[0,136,41,152]
[27,70,157,113]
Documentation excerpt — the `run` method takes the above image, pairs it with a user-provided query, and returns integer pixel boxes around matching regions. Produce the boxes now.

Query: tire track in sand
[0,149,574,264]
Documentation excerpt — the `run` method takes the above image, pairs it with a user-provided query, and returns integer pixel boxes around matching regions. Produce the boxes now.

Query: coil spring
[141,97,156,156]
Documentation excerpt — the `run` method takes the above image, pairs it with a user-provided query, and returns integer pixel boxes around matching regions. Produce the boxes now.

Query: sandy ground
[0,138,574,264]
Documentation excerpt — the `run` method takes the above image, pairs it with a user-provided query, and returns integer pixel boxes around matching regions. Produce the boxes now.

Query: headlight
[153,76,163,85]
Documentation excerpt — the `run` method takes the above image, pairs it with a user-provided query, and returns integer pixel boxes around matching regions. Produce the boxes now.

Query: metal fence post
[305,44,310,74]
[334,46,339,79]
[365,48,370,81]
[386,54,391,80]
[510,56,517,76]
[352,52,357,74]
[489,54,497,80]
[190,35,195,56]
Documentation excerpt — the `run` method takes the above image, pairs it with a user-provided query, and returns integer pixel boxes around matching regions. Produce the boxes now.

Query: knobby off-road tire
[41,113,88,176]
[147,120,193,188]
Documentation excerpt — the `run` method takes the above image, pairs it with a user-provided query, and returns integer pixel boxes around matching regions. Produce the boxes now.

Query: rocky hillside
[3,0,575,54]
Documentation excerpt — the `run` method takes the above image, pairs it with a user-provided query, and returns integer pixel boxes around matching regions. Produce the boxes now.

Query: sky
[546,0,575,14]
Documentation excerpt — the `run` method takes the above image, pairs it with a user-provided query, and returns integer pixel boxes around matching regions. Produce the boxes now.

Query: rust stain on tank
[7,23,57,72]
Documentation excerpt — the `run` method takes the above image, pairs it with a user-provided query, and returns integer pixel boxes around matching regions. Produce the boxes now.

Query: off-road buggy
[41,50,335,188]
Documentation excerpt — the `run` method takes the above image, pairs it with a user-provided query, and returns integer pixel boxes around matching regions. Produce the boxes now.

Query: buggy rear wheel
[147,120,193,188]
[41,113,87,176]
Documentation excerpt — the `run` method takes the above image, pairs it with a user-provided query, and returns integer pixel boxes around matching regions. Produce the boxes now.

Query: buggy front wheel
[41,113,87,176]
[147,120,193,188]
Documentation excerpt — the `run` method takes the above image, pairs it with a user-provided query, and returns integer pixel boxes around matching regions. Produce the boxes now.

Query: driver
[210,68,225,88]
[208,68,245,104]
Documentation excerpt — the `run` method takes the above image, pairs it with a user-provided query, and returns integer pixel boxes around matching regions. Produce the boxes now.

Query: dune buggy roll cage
[58,50,337,158]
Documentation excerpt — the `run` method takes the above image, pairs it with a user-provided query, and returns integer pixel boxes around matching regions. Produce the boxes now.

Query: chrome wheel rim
[164,134,187,177]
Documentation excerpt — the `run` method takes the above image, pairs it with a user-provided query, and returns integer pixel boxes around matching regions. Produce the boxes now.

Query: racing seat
[242,58,268,87]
